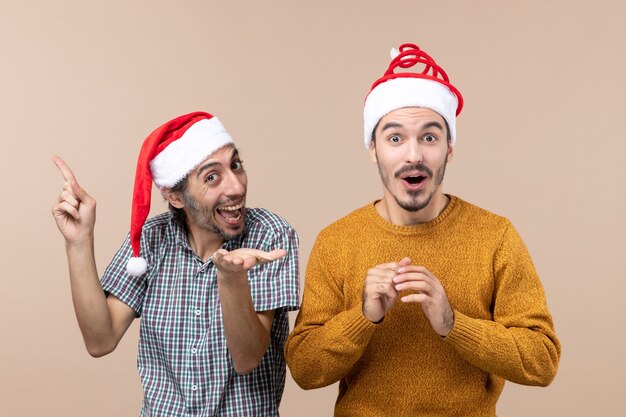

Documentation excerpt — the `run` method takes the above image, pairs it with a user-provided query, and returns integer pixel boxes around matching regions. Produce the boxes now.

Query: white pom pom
[390,47,400,59]
[127,256,148,276]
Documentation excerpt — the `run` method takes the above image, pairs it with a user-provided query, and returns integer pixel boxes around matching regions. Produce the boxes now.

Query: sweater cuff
[443,310,484,353]
[342,306,378,346]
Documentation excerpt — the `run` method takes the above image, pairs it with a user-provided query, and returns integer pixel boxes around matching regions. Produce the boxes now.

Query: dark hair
[370,114,452,145]
[167,176,189,225]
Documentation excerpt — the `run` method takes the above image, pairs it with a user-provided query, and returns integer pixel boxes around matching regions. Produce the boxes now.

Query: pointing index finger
[52,156,78,184]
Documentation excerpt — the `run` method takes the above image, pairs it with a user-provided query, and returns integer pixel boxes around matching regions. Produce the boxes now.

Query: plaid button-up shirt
[100,208,300,416]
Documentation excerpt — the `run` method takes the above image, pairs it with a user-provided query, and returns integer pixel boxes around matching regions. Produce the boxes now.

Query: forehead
[378,107,446,129]
[198,144,238,164]
[189,145,238,175]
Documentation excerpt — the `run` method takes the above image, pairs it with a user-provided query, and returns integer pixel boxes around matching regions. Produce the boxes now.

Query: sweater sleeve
[444,223,561,386]
[285,231,378,389]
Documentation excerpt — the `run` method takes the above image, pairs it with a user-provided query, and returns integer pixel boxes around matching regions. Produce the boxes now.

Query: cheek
[239,172,249,189]
[377,149,404,169]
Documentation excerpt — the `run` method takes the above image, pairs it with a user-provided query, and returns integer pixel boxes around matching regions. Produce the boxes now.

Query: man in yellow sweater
[285,43,560,416]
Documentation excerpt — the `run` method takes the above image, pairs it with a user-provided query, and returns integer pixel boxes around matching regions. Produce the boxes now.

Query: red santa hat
[126,111,234,276]
[363,43,464,148]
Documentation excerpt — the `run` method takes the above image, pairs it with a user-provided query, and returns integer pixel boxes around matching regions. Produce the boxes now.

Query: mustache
[394,163,433,179]
[211,196,246,211]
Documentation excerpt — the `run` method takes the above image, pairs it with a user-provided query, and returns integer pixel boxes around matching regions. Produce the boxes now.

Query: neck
[185,222,225,262]
[376,190,450,226]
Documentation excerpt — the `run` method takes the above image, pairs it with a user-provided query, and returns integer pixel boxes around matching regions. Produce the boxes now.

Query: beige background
[1,0,624,415]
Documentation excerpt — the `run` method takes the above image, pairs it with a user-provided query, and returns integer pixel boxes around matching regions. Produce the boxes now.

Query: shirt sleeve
[444,222,561,386]
[284,231,378,390]
[100,233,149,316]
[247,224,300,313]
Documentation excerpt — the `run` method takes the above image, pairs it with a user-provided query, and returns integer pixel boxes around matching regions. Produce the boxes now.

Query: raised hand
[362,257,411,323]
[51,156,97,244]
[393,265,454,336]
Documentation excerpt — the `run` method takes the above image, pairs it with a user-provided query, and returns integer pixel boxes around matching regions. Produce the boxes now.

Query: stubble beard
[183,192,245,241]
[378,154,448,213]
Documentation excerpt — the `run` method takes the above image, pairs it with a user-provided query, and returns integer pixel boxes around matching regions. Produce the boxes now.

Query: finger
[222,254,235,264]
[229,248,286,262]
[384,282,398,299]
[394,280,433,295]
[54,201,80,220]
[243,255,259,269]
[393,271,430,284]
[375,261,401,271]
[367,268,398,281]
[254,248,287,262]
[52,156,78,183]
[212,250,226,264]
[232,256,245,266]
[264,249,287,260]
[400,293,428,303]
[399,257,411,267]
[52,156,95,204]
[251,249,287,264]
[365,281,394,298]
[58,190,80,208]
[365,273,396,288]
[396,264,431,274]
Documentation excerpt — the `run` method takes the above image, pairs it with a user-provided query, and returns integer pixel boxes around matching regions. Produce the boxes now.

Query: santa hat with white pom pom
[363,43,464,148]
[126,111,234,277]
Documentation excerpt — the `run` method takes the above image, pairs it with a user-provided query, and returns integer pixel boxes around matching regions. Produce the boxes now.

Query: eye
[205,173,218,183]
[231,160,244,170]
[389,135,402,143]
[423,134,437,143]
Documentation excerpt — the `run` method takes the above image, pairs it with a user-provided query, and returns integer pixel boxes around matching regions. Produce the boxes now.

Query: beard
[377,154,448,213]
[182,192,246,241]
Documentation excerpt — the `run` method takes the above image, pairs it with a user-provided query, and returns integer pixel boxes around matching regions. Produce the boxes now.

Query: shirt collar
[168,210,252,252]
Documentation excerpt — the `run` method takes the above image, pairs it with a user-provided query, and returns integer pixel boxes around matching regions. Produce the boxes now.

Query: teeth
[219,203,243,211]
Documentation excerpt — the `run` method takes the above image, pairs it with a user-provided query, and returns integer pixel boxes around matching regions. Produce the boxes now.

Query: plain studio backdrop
[1,1,624,415]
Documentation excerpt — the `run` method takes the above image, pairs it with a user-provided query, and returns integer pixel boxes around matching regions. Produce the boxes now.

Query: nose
[222,169,246,197]
[406,138,423,164]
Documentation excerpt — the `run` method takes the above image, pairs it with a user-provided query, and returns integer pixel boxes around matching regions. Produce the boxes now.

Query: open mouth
[215,202,244,225]
[400,173,427,189]
[403,175,426,185]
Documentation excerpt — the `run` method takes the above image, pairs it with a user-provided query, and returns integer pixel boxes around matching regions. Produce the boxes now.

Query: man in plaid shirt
[52,112,300,416]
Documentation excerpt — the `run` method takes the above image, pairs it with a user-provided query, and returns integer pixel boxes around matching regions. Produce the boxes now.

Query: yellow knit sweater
[285,196,560,417]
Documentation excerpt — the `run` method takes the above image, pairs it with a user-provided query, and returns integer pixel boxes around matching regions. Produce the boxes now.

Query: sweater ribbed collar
[366,194,459,236]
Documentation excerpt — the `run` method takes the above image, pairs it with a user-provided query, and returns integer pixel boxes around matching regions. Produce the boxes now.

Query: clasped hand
[362,257,454,337]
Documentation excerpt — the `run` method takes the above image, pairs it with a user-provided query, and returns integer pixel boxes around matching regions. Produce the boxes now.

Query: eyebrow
[380,121,404,132]
[423,121,445,131]
[380,121,445,133]
[196,147,240,178]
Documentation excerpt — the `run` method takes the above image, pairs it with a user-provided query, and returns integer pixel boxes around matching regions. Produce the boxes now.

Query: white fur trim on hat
[149,117,233,188]
[363,77,459,148]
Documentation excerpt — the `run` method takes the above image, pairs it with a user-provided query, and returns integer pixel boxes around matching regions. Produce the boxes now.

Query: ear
[447,141,454,163]
[162,188,185,209]
[369,142,378,164]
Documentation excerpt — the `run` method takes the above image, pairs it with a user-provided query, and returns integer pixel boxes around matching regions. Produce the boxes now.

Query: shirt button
[191,348,197,354]
[191,385,198,391]
[195,309,201,316]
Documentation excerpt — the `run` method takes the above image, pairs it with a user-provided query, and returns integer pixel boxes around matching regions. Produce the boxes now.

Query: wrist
[362,304,384,324]
[65,236,95,252]
[439,309,455,337]
[217,269,247,284]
